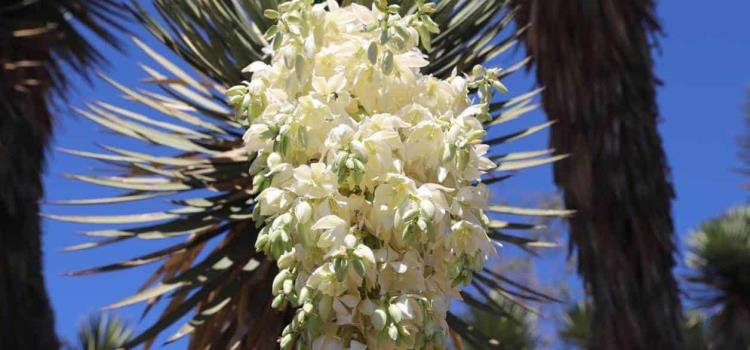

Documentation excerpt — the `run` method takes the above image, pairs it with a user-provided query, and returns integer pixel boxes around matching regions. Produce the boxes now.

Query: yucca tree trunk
[0,104,57,350]
[0,22,59,350]
[0,1,125,348]
[0,50,59,350]
[512,1,684,349]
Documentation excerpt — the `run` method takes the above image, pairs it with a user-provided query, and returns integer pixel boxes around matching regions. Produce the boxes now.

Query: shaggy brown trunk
[513,1,684,349]
[0,1,125,347]
[0,24,58,350]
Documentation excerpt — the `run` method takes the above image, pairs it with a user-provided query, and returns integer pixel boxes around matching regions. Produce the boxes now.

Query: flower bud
[280,334,293,349]
[273,269,291,294]
[318,295,333,320]
[372,308,387,331]
[272,294,286,309]
[388,304,402,323]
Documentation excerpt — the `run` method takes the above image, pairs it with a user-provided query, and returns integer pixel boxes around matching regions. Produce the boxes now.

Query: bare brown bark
[512,1,684,349]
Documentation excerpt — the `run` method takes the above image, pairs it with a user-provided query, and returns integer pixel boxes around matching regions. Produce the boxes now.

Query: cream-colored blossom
[231,1,508,348]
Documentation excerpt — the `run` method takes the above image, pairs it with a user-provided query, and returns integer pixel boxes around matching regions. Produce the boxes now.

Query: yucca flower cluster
[227,1,507,348]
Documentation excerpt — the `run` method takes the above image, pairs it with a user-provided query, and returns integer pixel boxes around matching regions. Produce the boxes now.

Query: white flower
[257,187,294,216]
[231,1,507,347]
[243,123,272,153]
[450,220,495,257]
[290,163,338,199]
[312,215,349,250]
[307,263,338,296]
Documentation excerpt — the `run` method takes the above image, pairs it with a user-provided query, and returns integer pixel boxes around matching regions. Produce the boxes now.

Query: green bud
[255,231,269,251]
[417,25,432,51]
[422,2,437,13]
[302,301,314,313]
[492,79,509,94]
[420,14,440,34]
[252,205,263,227]
[318,295,333,320]
[368,41,379,65]
[388,304,403,323]
[296,309,307,324]
[265,24,279,38]
[334,257,348,282]
[380,30,390,45]
[383,50,394,75]
[272,269,291,294]
[272,294,286,309]
[269,229,281,244]
[229,95,243,107]
[393,26,410,44]
[251,173,267,193]
[280,334,293,349]
[273,31,284,50]
[283,279,294,295]
[394,24,410,40]
[472,65,485,78]
[286,14,302,24]
[298,287,311,304]
[373,308,388,331]
[352,257,366,277]
[388,324,399,341]
[282,324,292,336]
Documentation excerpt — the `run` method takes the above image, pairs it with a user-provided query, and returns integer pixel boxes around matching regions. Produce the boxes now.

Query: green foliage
[66,314,132,350]
[683,312,710,350]
[464,294,537,350]
[687,206,750,349]
[559,303,591,350]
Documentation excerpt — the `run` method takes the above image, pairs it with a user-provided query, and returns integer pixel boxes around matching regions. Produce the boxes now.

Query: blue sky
[41,0,750,347]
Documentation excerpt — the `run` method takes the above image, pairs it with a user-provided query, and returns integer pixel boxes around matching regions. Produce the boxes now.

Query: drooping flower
[229,1,509,348]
